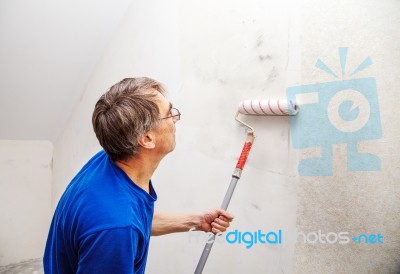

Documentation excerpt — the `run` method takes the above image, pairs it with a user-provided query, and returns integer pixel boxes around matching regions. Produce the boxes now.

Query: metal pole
[194,177,239,274]
[194,130,254,274]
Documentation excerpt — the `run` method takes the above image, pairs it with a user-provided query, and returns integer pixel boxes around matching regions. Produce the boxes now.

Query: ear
[138,132,156,149]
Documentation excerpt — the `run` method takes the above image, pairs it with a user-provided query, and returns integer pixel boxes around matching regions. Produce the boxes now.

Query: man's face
[151,91,179,155]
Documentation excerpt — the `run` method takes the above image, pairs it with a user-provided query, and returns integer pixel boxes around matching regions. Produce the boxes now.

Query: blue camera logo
[286,48,382,176]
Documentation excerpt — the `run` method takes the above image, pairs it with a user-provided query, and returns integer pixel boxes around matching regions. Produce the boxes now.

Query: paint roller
[194,99,299,274]
[238,99,299,116]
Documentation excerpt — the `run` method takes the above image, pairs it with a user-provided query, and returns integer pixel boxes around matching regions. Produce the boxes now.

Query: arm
[151,209,234,236]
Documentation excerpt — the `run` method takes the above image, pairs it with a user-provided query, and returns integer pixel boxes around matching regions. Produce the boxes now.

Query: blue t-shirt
[44,151,157,274]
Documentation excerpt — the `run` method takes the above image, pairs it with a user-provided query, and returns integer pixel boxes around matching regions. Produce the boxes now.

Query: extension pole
[194,130,255,274]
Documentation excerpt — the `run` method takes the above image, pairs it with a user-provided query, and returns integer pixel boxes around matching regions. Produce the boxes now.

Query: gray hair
[92,77,165,161]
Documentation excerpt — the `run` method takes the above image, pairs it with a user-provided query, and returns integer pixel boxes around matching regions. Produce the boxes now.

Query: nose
[172,115,180,124]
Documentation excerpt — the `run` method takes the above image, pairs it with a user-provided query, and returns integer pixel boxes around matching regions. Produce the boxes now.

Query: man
[43,77,234,273]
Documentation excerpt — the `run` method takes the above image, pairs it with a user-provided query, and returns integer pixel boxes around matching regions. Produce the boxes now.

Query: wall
[294,0,400,273]
[0,141,52,265]
[52,0,400,273]
[0,0,132,141]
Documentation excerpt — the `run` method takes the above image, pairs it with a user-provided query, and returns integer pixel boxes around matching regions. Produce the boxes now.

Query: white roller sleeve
[238,99,299,116]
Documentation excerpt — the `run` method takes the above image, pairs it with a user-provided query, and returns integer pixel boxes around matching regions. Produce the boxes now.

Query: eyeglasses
[159,108,181,122]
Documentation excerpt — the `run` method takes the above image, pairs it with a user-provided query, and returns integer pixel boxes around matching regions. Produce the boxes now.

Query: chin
[170,142,176,152]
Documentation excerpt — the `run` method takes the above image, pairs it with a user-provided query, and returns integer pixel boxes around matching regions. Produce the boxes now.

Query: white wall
[0,0,131,141]
[295,0,400,273]
[0,141,52,265]
[51,0,400,273]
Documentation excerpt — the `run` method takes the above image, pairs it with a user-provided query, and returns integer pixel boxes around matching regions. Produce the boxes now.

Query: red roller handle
[236,141,253,170]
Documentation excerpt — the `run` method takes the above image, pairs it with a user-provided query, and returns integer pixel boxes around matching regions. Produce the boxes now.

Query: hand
[197,208,234,234]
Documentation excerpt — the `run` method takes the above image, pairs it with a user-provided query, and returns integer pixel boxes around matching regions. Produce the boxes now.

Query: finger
[218,215,233,223]
[211,224,226,233]
[211,227,222,234]
[216,208,234,219]
[213,217,230,228]
[218,212,234,222]
[211,221,229,233]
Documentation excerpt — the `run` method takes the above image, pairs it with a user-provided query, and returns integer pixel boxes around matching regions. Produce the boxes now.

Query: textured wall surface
[0,141,52,266]
[294,0,400,273]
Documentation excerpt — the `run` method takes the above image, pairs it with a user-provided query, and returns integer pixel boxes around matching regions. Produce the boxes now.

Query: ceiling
[0,0,132,141]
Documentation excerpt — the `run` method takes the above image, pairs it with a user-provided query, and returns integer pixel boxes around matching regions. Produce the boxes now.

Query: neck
[115,153,161,193]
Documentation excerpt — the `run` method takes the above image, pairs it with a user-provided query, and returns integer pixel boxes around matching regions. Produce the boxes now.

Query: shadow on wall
[0,258,43,274]
[394,264,400,274]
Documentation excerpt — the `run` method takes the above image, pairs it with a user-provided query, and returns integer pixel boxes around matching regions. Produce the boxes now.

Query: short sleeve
[77,227,139,274]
